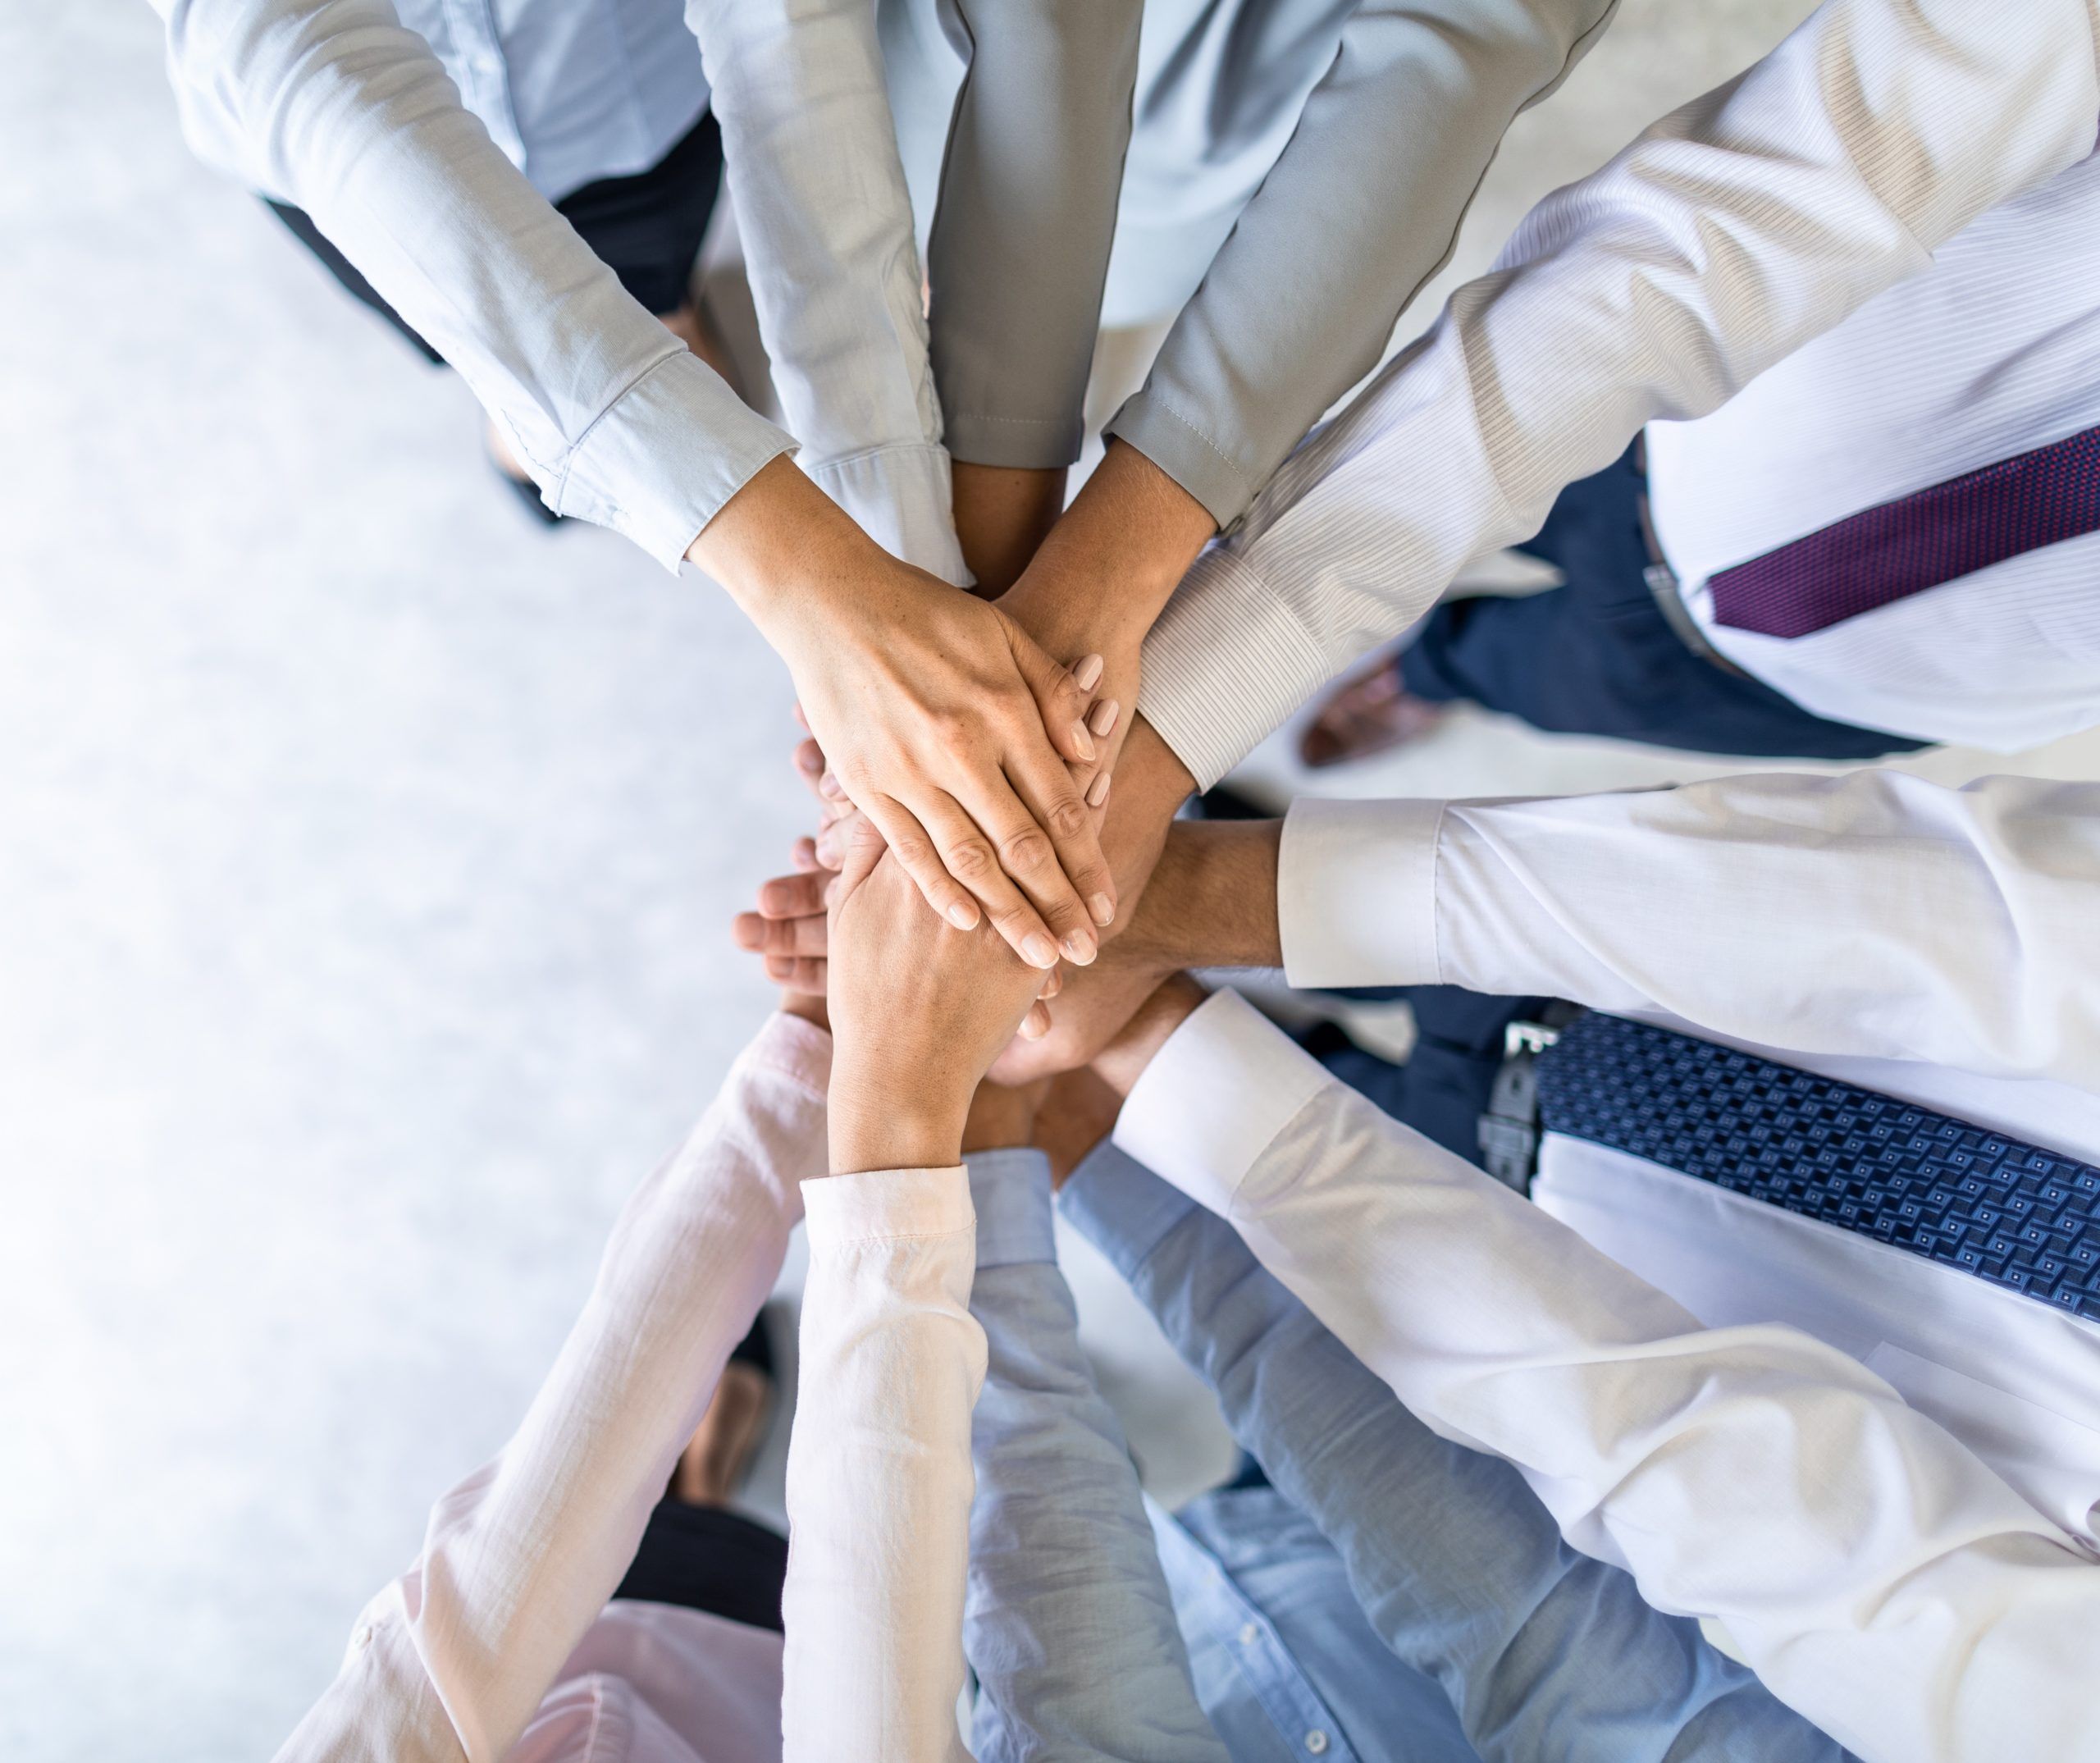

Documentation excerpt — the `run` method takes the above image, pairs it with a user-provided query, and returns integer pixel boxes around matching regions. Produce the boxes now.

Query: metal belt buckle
[1477,1019,1564,1194]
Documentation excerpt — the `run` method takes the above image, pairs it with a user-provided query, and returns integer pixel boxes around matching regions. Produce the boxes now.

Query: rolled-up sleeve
[1134,0,2100,786]
[926,0,1144,470]
[690,0,969,581]
[157,0,795,570]
[1107,0,1618,528]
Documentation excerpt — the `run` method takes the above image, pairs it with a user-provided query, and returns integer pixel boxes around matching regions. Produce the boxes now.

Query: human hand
[824,822,1058,1173]
[996,440,1217,792]
[690,456,1117,971]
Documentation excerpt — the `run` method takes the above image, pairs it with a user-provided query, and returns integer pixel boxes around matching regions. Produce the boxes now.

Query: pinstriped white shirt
[1134,0,2100,789]
[1650,150,2100,751]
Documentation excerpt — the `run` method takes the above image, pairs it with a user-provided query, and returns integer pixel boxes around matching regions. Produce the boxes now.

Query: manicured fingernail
[1085,771,1112,809]
[947,902,979,930]
[1020,1009,1048,1041]
[1024,932,1058,969]
[1075,653,1105,692]
[1089,699,1120,738]
[1089,891,1114,926]
[1071,723,1097,762]
[1061,929,1097,965]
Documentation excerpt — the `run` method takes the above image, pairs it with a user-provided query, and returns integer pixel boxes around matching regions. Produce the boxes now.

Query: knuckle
[1000,828,1053,875]
[929,708,978,755]
[944,838,998,882]
[1043,795,1089,841]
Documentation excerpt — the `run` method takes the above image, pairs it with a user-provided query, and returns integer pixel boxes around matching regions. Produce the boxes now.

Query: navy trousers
[1399,445,1928,761]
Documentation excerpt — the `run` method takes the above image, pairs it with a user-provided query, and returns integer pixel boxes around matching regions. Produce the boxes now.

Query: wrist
[1092,974,1208,1098]
[828,1060,970,1174]
[686,454,876,641]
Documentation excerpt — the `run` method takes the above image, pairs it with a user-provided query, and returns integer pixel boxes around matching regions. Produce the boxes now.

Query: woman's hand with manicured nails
[689,456,1117,972]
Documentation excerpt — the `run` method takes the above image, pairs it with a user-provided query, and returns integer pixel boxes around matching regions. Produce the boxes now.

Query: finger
[794,738,827,797]
[951,765,1107,963]
[733,910,769,951]
[759,870,829,919]
[855,792,986,934]
[1002,742,1119,936]
[1038,965,1063,1002]
[765,955,829,993]
[1019,1000,1052,1040]
[753,913,829,958]
[1010,628,1103,770]
[791,836,823,874]
[909,789,1067,968]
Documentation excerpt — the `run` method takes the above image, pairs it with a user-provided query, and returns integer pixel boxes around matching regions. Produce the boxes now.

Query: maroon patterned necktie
[1708,423,2100,639]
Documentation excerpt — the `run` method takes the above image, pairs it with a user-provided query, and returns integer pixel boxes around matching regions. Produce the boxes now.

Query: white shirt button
[1239,1623,1259,1647]
[1303,1732,1328,1755]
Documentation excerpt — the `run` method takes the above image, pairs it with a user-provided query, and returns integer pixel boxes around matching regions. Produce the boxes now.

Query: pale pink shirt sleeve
[782,1167,984,1763]
[275,1012,831,1763]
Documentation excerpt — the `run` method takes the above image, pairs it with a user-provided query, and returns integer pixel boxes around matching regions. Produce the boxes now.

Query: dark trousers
[614,1501,789,1632]
[266,111,726,366]
[1301,988,1553,1167]
[1399,445,1927,760]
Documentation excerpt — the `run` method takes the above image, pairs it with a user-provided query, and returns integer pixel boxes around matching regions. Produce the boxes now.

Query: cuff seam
[552,348,686,514]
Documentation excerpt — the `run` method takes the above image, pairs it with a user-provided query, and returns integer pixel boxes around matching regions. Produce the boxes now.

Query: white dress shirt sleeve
[687,0,968,583]
[273,1012,831,1763]
[1115,989,2100,1763]
[1276,770,2100,1087]
[1134,0,2100,788]
[155,0,796,571]
[783,1167,984,1763]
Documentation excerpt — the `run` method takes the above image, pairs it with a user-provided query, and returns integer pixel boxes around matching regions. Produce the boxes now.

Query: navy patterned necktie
[1536,1013,2100,1320]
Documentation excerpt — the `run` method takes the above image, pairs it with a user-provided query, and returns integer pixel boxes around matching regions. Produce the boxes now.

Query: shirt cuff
[802,1165,973,1254]
[1277,797,1446,989]
[1137,546,1332,791]
[554,350,796,572]
[965,1149,1057,1268]
[1055,1142,1200,1283]
[805,442,970,587]
[1112,989,1331,1218]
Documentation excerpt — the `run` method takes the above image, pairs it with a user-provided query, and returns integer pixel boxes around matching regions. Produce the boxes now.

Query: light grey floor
[7,2,2094,1759]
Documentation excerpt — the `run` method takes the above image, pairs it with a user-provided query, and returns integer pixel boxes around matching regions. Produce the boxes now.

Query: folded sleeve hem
[942,409,1087,472]
[1279,798,1447,989]
[803,441,969,586]
[555,351,795,572]
[1106,393,1255,528]
[803,1165,973,1251]
[1112,989,1331,1217]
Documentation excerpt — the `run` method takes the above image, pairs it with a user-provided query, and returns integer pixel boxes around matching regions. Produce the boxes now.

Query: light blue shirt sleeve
[1058,1144,1853,1763]
[961,1148,1230,1763]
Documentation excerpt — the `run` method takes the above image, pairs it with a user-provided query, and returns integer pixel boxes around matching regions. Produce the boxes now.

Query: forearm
[1113,992,2100,1763]
[929,0,1143,471]
[951,463,1067,597]
[784,1167,984,1763]
[1108,0,1618,528]
[1060,1145,1843,1763]
[1277,772,2100,1081]
[277,1015,829,1763]
[999,441,1217,678]
[158,0,789,570]
[1136,0,2100,788]
[688,0,965,581]
[962,1151,1226,1762]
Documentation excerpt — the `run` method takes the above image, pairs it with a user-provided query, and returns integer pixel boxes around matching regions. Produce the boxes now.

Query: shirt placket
[1147,1502,1358,1763]
[441,0,528,171]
